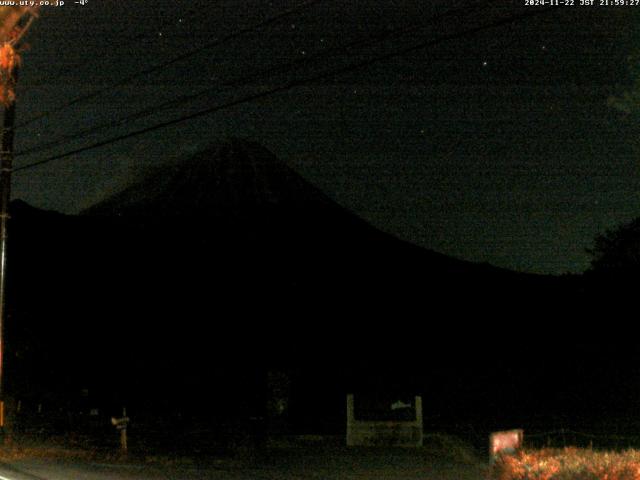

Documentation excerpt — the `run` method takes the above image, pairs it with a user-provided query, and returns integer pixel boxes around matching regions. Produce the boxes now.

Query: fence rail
[522,429,640,451]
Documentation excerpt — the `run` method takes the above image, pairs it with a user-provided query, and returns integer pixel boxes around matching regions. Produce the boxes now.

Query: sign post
[111,407,130,454]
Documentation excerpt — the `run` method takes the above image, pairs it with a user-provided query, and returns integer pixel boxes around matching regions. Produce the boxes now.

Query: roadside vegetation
[492,448,640,480]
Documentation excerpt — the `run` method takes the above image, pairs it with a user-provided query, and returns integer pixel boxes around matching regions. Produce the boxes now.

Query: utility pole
[0,7,38,440]
[0,80,16,434]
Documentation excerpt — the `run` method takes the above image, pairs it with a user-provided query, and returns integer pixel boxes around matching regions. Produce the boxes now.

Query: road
[0,447,488,479]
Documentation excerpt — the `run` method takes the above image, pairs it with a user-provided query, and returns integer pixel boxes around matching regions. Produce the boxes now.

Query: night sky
[9,1,640,275]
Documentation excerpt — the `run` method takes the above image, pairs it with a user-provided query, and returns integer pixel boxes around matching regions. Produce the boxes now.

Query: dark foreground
[0,443,487,480]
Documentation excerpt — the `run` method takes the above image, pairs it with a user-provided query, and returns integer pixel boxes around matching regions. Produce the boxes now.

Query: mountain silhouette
[78,139,580,352]
[82,138,525,278]
[2,138,592,437]
[84,138,334,218]
[8,139,583,362]
[82,138,489,285]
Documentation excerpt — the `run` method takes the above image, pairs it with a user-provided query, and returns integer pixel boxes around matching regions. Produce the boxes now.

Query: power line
[14,6,555,174]
[18,2,223,99]
[15,1,489,159]
[224,0,490,88]
[14,6,554,173]
[15,86,218,158]
[17,21,186,94]
[15,0,327,129]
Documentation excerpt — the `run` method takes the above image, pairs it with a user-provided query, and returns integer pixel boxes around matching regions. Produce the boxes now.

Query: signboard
[490,429,523,462]
[346,394,423,447]
[354,395,417,422]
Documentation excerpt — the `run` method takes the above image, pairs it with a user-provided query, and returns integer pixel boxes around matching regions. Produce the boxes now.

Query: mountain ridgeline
[4,139,589,432]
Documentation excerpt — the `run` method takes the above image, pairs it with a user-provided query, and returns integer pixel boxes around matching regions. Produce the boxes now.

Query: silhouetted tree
[583,218,640,321]
[608,52,640,115]
[587,217,640,275]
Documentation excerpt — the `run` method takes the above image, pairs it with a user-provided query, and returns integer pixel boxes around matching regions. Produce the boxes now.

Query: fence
[523,429,640,451]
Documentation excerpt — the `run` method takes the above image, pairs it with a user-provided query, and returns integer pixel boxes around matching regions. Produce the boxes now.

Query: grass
[492,447,640,480]
[0,435,212,466]
[422,432,482,464]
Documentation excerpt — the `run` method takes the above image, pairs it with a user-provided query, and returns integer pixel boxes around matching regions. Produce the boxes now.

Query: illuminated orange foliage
[0,42,18,106]
[491,448,640,480]
[0,6,37,106]
[0,42,19,71]
[0,7,33,40]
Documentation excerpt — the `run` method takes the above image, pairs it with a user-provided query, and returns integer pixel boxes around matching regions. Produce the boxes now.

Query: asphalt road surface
[0,448,487,479]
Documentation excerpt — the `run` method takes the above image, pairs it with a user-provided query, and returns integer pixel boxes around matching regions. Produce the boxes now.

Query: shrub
[491,448,640,480]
